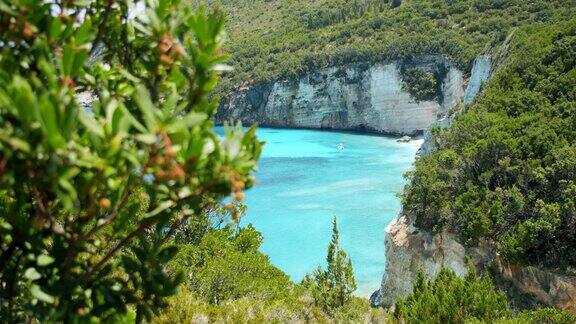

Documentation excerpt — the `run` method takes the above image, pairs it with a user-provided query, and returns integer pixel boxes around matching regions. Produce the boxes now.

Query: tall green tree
[0,0,262,322]
[303,217,356,312]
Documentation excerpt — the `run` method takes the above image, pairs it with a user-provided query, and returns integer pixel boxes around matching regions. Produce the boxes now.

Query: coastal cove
[217,127,422,297]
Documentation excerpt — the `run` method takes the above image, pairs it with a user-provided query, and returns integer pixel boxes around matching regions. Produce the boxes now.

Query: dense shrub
[0,0,261,321]
[302,218,357,314]
[394,267,576,323]
[171,224,296,304]
[394,267,510,323]
[155,219,384,323]
[401,67,441,102]
[404,19,576,269]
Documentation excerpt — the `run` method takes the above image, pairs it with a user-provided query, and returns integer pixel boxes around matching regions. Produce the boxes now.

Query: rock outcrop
[418,55,492,155]
[369,213,491,307]
[371,212,576,313]
[463,55,492,104]
[217,56,466,135]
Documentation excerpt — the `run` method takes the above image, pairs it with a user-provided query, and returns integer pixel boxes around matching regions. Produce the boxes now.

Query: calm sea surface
[218,127,421,297]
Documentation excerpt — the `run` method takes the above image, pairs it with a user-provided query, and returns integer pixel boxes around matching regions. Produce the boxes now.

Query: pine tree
[326,217,356,307]
[303,217,356,312]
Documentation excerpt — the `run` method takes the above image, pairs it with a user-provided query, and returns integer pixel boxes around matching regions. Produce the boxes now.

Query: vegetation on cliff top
[213,0,574,90]
[404,18,576,270]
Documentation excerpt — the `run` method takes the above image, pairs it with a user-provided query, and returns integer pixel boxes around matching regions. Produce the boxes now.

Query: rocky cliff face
[419,55,492,155]
[217,56,465,135]
[371,54,576,312]
[371,213,576,312]
[369,213,492,307]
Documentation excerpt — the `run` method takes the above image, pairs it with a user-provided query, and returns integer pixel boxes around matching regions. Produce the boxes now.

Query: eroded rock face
[494,258,576,312]
[371,213,576,313]
[370,214,490,307]
[217,56,465,135]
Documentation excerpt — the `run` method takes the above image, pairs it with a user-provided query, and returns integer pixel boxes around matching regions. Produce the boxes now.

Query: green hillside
[405,18,576,270]
[1,0,576,322]
[216,0,574,90]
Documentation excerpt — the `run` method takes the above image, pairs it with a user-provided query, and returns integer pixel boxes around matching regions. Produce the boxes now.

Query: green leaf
[134,85,158,132]
[24,267,41,281]
[39,98,66,149]
[213,64,233,72]
[62,45,75,76]
[75,18,93,44]
[37,255,55,266]
[158,246,179,263]
[72,49,88,77]
[12,76,38,122]
[58,177,78,209]
[0,2,16,15]
[30,285,55,304]
[119,103,147,133]
[49,17,63,39]
[0,221,13,231]
[136,134,157,144]
[165,112,206,134]
[146,201,174,218]
[79,109,105,138]
[0,133,31,153]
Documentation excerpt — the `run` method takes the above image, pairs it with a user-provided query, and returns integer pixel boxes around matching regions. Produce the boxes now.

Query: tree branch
[0,239,18,277]
[89,0,113,57]
[161,213,193,245]
[82,220,151,283]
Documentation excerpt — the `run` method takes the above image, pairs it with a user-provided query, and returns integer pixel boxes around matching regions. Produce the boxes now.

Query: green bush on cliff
[171,224,297,304]
[395,267,576,324]
[394,267,510,323]
[404,19,576,269]
[401,67,441,102]
[154,219,384,323]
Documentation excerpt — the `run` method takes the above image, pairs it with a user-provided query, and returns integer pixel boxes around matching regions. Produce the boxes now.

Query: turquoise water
[222,127,421,297]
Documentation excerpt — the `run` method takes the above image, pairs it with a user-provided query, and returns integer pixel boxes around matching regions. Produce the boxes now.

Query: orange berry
[172,44,184,58]
[153,155,165,166]
[166,146,176,159]
[232,191,245,202]
[154,169,166,180]
[159,33,173,54]
[160,54,174,65]
[22,23,33,38]
[169,165,185,179]
[99,198,111,209]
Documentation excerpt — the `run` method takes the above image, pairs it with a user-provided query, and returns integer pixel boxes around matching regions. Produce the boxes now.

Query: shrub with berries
[0,0,262,322]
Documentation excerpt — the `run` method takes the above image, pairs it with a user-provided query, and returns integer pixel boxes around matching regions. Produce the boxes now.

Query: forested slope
[213,0,574,91]
[404,18,576,270]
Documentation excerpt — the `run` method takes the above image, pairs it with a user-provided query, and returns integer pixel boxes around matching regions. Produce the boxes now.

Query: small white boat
[337,143,345,152]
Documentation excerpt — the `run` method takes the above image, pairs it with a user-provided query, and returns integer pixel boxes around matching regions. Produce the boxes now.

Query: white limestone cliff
[217,56,465,135]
